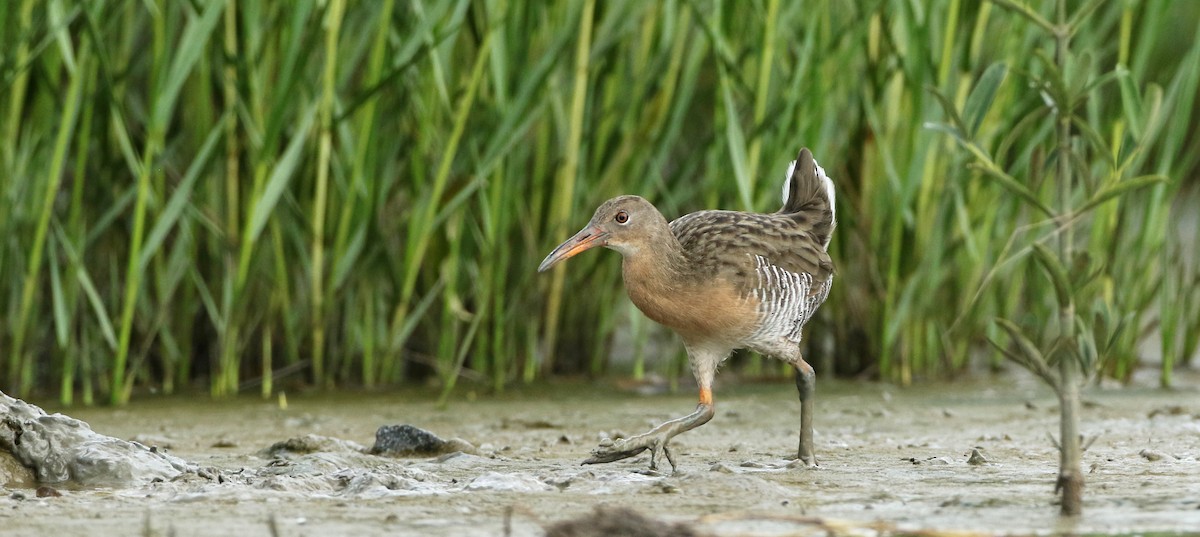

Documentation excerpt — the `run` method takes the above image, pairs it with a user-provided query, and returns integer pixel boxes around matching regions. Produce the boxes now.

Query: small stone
[211,439,238,448]
[547,476,573,491]
[647,481,679,494]
[967,449,989,465]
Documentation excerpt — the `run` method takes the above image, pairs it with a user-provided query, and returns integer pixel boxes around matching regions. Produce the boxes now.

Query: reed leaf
[0,0,1193,401]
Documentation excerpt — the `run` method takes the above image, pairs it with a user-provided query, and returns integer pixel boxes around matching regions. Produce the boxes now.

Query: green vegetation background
[1,0,1197,405]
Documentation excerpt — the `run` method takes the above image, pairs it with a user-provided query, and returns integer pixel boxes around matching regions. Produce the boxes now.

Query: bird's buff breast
[623,276,759,342]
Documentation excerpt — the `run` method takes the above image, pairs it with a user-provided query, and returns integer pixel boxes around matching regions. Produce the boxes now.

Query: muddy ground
[2,369,1199,536]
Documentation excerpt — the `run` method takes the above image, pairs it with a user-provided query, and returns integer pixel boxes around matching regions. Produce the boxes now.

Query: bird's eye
[614,211,629,224]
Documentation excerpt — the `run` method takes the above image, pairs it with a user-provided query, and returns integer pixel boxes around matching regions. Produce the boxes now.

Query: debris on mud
[262,434,367,457]
[501,417,561,429]
[370,424,477,456]
[1,451,35,486]
[466,471,553,492]
[1148,405,1188,418]
[1139,449,1176,462]
[130,434,175,450]
[904,456,951,465]
[544,506,703,537]
[0,391,202,487]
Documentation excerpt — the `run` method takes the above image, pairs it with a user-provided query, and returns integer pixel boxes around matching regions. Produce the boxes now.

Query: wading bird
[538,148,836,471]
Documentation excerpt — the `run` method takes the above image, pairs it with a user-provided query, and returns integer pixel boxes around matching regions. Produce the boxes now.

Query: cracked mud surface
[3,371,1199,536]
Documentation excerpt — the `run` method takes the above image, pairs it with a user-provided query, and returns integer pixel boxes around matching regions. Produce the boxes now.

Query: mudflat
[3,371,1198,536]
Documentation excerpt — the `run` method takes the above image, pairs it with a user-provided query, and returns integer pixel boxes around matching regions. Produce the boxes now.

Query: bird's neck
[619,228,692,297]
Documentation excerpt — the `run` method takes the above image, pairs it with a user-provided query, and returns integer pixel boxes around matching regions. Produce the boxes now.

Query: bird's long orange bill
[538,227,608,272]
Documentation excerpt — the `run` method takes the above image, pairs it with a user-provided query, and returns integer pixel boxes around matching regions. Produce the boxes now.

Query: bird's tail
[778,148,836,250]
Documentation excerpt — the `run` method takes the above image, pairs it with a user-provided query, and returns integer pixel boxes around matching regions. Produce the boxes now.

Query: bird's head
[537,195,665,272]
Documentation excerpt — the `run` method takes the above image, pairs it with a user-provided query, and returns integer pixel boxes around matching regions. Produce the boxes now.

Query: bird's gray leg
[584,345,721,472]
[793,359,817,467]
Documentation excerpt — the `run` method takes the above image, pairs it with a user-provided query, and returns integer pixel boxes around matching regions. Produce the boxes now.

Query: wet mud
[2,370,1199,536]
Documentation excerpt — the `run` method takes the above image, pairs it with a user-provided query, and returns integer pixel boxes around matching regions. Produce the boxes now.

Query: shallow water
[3,370,1199,536]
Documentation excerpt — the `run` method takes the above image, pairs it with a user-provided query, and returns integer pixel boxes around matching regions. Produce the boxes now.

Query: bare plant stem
[1053,0,1083,517]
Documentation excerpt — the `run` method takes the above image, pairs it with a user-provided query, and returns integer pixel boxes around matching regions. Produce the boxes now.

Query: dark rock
[371,425,443,454]
[0,391,198,486]
[370,425,476,457]
[544,506,702,537]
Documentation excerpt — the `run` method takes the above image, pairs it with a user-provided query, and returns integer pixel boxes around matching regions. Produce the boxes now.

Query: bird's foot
[790,446,819,468]
[582,432,677,473]
[790,453,819,469]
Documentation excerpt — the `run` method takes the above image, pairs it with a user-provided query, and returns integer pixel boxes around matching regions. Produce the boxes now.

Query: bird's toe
[582,437,649,465]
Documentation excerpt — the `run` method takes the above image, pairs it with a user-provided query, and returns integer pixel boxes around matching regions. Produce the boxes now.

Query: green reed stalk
[390,30,493,368]
[310,0,345,386]
[540,0,595,376]
[58,55,97,405]
[12,45,86,396]
[111,143,154,404]
[223,0,240,244]
[1,0,1194,400]
[2,0,33,168]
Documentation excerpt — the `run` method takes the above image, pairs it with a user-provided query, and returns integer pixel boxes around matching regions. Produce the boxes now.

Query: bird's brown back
[669,210,834,296]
